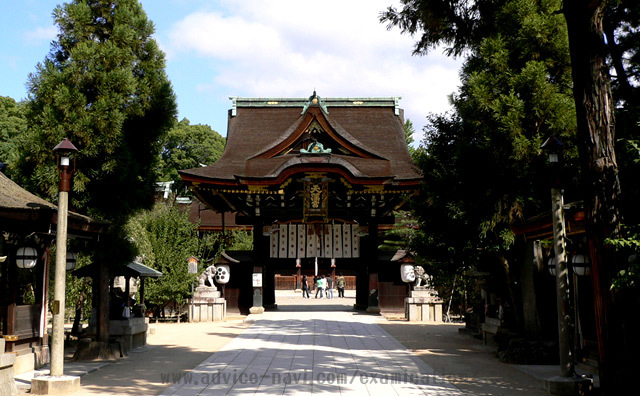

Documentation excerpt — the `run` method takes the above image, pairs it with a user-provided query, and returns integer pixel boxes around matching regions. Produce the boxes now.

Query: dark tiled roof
[180,98,421,184]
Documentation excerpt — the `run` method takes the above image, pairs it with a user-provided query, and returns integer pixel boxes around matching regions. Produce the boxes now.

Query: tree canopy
[159,118,225,193]
[407,0,577,268]
[385,0,640,391]
[15,0,176,227]
[125,201,221,310]
[0,96,28,167]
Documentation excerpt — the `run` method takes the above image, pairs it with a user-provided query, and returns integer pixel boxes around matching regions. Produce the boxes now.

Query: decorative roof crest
[300,140,332,154]
[301,90,329,115]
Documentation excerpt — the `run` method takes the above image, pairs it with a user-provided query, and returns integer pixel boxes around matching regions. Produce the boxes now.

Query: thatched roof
[0,171,107,235]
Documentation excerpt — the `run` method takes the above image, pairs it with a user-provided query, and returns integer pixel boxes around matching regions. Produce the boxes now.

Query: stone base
[72,340,122,361]
[31,375,80,395]
[249,306,265,314]
[543,375,593,396]
[13,351,35,375]
[195,286,221,298]
[190,297,226,322]
[366,306,381,314]
[108,317,149,354]
[0,352,18,396]
[405,288,444,322]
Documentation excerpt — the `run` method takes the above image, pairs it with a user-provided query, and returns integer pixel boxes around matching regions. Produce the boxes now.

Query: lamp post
[541,136,575,378]
[50,138,77,377]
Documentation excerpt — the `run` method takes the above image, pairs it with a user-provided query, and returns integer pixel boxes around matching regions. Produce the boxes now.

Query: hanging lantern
[571,254,591,276]
[16,247,38,269]
[400,264,415,283]
[215,264,230,284]
[66,252,77,271]
[547,257,557,276]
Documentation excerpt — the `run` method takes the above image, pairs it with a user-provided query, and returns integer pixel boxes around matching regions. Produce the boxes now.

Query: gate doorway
[272,258,357,311]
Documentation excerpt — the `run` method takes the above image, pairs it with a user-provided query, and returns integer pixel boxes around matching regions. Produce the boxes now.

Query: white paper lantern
[400,264,415,283]
[16,247,38,269]
[571,254,591,276]
[66,252,77,271]
[548,257,557,276]
[215,264,230,284]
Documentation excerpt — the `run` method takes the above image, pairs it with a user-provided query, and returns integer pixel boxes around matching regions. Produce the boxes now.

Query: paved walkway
[16,291,555,395]
[162,309,463,395]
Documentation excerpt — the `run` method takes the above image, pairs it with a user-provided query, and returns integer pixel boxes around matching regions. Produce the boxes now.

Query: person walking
[315,275,323,298]
[302,274,310,298]
[320,275,327,298]
[326,275,334,299]
[336,272,346,298]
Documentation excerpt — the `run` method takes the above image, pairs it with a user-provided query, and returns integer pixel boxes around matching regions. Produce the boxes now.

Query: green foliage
[380,0,498,56]
[606,140,640,293]
[15,0,176,225]
[126,201,223,307]
[404,0,578,276]
[65,252,92,322]
[159,118,225,193]
[0,96,28,167]
[226,229,253,251]
[403,119,416,157]
[378,210,417,251]
[607,225,639,292]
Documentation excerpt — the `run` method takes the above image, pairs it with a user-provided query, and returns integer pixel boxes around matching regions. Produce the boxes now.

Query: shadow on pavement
[380,322,549,396]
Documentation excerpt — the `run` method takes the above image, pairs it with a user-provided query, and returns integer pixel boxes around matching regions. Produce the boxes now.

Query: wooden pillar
[125,276,131,307]
[139,277,145,306]
[41,248,51,346]
[6,249,18,349]
[98,260,109,343]
[263,262,276,307]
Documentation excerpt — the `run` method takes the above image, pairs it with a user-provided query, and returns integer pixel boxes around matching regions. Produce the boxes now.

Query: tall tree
[14,0,176,343]
[563,1,629,392]
[17,0,176,227]
[395,0,577,318]
[126,201,222,314]
[384,0,636,391]
[159,118,225,193]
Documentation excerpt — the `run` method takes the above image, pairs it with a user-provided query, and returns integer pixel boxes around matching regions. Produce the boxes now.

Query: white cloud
[24,26,57,45]
[165,0,462,139]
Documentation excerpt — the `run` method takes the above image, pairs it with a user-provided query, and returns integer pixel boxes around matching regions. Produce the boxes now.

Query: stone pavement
[162,309,463,396]
[16,291,557,395]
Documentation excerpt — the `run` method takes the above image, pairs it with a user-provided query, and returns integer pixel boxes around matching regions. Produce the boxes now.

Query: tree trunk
[603,17,632,101]
[563,1,625,393]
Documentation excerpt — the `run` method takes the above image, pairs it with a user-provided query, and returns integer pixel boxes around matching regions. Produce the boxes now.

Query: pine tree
[17,0,176,224]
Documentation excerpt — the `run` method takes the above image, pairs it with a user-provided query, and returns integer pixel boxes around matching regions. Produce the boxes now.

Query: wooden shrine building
[180,92,421,311]
[0,170,106,374]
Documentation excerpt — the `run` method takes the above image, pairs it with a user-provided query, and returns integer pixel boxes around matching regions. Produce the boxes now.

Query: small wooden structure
[0,171,106,375]
[73,261,162,354]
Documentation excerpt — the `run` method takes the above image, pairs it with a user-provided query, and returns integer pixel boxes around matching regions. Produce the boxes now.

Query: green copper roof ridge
[229,96,402,116]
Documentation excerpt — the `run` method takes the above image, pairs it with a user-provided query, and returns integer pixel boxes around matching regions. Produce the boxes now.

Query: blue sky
[0,0,462,141]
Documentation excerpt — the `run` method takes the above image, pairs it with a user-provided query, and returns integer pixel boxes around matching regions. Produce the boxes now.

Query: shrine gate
[180,92,420,312]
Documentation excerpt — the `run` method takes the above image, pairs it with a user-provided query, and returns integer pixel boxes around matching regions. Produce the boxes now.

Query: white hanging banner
[268,222,360,258]
[278,224,288,258]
